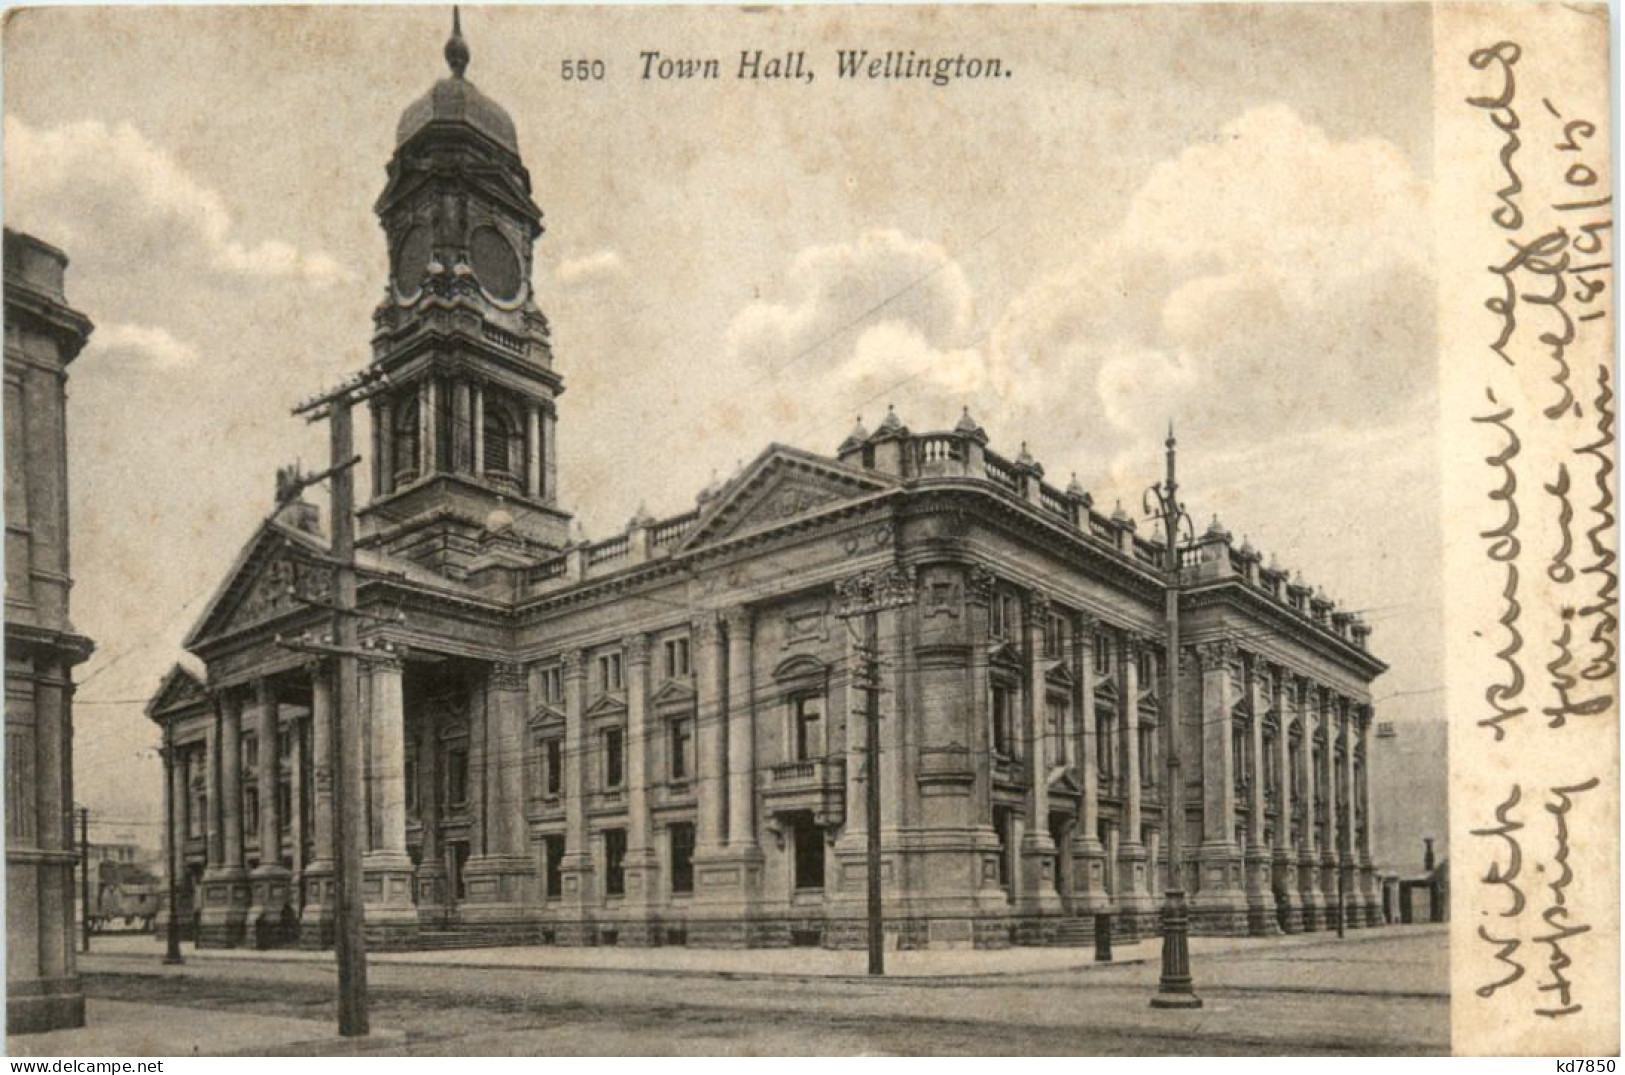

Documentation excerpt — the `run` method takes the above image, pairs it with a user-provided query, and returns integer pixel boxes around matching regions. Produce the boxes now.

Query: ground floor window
[994,806,1015,895]
[669,822,695,894]
[604,828,627,896]
[543,834,565,899]
[792,815,825,891]
[449,840,470,901]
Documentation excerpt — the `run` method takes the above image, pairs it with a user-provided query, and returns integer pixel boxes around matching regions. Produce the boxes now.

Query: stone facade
[147,23,1388,952]
[5,229,96,1031]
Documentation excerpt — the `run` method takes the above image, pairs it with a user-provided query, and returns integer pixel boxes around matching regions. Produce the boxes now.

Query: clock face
[470,226,522,302]
[393,225,432,297]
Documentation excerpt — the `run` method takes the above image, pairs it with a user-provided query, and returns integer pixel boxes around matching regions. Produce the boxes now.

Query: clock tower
[358,10,570,577]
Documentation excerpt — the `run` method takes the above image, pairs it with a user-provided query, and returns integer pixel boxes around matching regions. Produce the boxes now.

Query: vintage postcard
[1,1,1615,1060]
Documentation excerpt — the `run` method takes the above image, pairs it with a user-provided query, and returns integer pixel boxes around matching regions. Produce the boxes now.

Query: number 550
[561,59,605,80]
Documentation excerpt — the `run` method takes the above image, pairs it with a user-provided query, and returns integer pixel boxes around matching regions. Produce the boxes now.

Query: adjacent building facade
[6,229,96,1030]
[147,22,1388,951]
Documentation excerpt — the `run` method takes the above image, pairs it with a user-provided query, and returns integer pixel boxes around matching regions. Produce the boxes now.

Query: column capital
[624,632,651,667]
[1026,589,1050,622]
[1196,636,1239,672]
[834,564,917,617]
[561,647,589,681]
[963,563,997,607]
[691,613,723,647]
[488,661,526,693]
[723,604,754,638]
[1074,609,1100,635]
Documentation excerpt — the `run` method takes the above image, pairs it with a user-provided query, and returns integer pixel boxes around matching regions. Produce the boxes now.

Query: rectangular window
[664,637,691,680]
[542,835,565,899]
[539,665,563,705]
[1047,698,1071,767]
[405,755,419,817]
[603,829,627,896]
[669,718,692,781]
[793,817,826,891]
[190,793,207,839]
[992,683,1016,757]
[541,737,563,797]
[242,734,258,770]
[1140,723,1157,787]
[1097,711,1115,783]
[277,780,292,831]
[450,841,470,901]
[1093,634,1110,676]
[990,592,1006,637]
[446,747,469,807]
[244,787,260,839]
[604,727,625,789]
[598,652,624,694]
[993,806,1014,893]
[1045,612,1067,659]
[669,821,696,894]
[793,695,824,762]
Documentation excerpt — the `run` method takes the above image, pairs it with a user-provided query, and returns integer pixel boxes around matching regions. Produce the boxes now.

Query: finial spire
[445,6,470,78]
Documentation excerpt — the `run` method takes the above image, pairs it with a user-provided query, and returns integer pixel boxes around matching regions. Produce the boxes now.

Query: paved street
[68,925,1447,1055]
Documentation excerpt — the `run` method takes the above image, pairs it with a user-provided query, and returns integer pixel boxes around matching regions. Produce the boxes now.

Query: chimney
[1423,837,1435,873]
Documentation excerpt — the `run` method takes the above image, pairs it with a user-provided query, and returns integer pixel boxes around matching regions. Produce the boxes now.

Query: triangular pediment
[1049,767,1082,795]
[650,678,698,710]
[584,692,628,720]
[147,663,207,720]
[677,445,895,552]
[184,520,335,651]
[529,701,567,728]
[988,640,1024,668]
[1045,659,1075,687]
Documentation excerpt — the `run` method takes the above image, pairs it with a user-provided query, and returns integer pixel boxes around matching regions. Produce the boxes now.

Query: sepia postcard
[0,1,1616,1060]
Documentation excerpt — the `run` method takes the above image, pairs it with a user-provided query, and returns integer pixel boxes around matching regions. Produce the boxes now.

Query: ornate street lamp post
[1145,424,1202,1010]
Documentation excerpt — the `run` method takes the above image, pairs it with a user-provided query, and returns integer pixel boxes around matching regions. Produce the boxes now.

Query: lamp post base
[1150,887,1204,1010]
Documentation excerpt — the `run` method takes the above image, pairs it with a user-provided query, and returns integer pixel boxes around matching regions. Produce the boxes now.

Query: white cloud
[4,116,355,285]
[84,321,199,370]
[556,249,627,287]
[725,228,982,376]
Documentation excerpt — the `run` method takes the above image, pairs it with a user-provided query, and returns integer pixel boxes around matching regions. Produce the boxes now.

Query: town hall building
[148,18,1387,951]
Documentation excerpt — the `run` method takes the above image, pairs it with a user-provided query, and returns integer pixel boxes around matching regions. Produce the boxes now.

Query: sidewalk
[6,999,405,1057]
[83,923,1445,983]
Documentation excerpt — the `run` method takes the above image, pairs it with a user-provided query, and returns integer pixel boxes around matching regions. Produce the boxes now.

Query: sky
[3,3,1441,841]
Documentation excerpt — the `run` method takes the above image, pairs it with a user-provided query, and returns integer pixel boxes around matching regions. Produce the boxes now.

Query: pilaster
[1192,638,1246,934]
[1018,591,1060,915]
[360,653,417,944]
[556,647,594,943]
[1270,668,1302,933]
[1070,612,1109,913]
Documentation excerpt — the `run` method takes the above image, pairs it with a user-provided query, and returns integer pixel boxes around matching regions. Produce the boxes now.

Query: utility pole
[835,563,916,977]
[78,807,90,952]
[1145,423,1201,1010]
[281,367,389,1037]
[162,723,184,964]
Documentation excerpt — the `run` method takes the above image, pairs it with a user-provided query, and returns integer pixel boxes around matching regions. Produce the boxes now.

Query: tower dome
[395,9,519,155]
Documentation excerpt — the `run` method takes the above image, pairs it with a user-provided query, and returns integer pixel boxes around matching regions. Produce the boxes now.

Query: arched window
[393,398,420,483]
[483,408,512,476]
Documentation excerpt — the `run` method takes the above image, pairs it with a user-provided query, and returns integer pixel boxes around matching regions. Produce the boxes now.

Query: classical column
[543,406,558,502]
[376,401,394,496]
[1113,632,1153,932]
[1319,690,1340,927]
[1020,592,1060,914]
[556,649,594,941]
[361,654,417,940]
[452,380,472,472]
[370,400,385,498]
[1071,613,1109,913]
[693,616,726,853]
[1297,680,1324,929]
[462,661,531,925]
[1194,638,1246,933]
[1243,656,1273,935]
[725,607,758,851]
[299,664,334,948]
[200,689,247,947]
[1338,699,1359,926]
[418,379,435,475]
[1271,668,1302,932]
[1357,706,1381,924]
[471,382,486,478]
[289,713,305,883]
[623,633,661,921]
[526,403,542,499]
[247,680,292,947]
[414,704,447,925]
[161,742,187,938]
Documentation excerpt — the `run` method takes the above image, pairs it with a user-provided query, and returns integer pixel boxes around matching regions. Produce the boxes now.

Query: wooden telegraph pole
[835,563,916,977]
[1145,423,1202,1010]
[280,367,389,1037]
